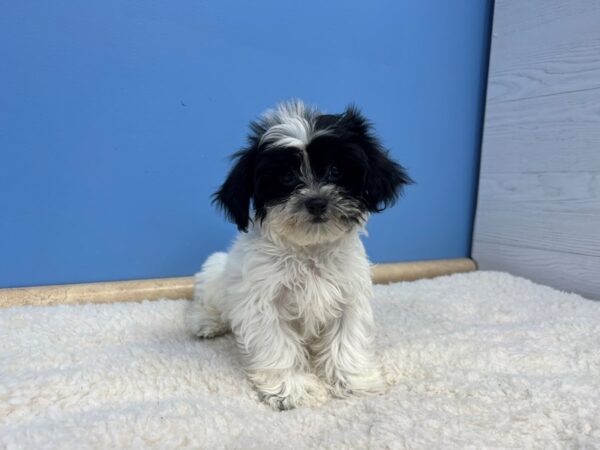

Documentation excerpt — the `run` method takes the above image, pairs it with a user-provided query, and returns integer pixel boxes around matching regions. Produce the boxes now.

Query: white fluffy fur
[259,100,330,150]
[185,228,384,410]
[186,100,386,410]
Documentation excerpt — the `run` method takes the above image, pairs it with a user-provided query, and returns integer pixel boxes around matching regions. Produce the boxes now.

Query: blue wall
[0,1,492,288]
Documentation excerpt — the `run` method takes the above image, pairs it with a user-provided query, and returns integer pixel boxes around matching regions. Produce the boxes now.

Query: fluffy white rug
[1,271,599,449]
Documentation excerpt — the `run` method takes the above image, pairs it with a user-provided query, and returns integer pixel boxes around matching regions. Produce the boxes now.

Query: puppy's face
[213,101,412,246]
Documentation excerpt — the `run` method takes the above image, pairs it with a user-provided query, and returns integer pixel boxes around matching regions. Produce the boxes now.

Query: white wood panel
[480,87,600,174]
[473,241,600,301]
[478,172,600,215]
[492,0,600,36]
[473,0,600,299]
[488,0,600,103]
[475,169,600,255]
[488,39,600,104]
[475,208,600,257]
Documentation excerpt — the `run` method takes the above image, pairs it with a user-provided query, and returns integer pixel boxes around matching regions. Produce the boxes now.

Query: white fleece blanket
[1,271,599,449]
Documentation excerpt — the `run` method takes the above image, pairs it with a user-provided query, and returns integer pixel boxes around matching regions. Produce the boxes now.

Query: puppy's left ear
[342,106,413,212]
[212,146,257,232]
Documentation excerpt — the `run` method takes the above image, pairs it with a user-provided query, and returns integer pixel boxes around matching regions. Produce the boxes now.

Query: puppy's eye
[281,170,298,187]
[327,165,340,181]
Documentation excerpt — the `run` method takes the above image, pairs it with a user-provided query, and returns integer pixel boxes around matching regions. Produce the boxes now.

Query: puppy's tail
[185,252,229,338]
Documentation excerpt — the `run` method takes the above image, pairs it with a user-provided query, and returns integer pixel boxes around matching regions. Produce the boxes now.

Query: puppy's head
[213,100,412,246]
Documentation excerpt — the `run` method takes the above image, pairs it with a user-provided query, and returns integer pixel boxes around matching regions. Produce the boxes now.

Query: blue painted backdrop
[0,1,492,288]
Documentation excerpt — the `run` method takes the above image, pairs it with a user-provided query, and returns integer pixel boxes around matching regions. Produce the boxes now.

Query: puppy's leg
[231,298,328,410]
[313,296,387,398]
[185,252,230,338]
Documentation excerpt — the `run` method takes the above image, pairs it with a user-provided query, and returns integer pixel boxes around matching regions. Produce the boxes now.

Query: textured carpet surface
[1,271,599,449]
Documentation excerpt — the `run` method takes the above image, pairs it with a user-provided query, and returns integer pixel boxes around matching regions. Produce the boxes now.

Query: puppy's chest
[278,257,347,336]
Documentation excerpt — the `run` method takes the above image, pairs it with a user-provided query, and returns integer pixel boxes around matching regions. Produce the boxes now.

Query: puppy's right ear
[212,147,257,232]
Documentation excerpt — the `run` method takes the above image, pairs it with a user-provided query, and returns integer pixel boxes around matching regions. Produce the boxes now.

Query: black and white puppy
[186,100,411,410]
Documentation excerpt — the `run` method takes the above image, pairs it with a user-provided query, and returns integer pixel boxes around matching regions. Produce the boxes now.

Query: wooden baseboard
[0,258,476,308]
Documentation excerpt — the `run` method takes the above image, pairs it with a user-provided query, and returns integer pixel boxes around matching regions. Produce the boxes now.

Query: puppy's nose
[305,198,328,216]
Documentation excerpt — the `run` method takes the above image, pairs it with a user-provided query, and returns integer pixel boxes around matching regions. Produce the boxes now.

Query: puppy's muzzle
[305,197,328,222]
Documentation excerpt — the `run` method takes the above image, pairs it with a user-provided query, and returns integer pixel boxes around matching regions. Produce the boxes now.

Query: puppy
[186,100,411,410]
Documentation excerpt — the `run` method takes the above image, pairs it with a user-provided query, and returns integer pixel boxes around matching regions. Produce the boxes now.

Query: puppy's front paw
[260,393,295,411]
[254,372,329,411]
[329,370,387,399]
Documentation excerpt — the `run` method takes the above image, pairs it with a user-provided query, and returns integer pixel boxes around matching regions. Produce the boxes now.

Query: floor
[1,271,599,449]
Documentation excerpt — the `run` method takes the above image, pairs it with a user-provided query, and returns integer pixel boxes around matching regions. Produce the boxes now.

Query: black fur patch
[212,103,413,231]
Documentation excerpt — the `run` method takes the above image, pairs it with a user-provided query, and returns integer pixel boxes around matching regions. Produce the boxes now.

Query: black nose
[305,198,328,216]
